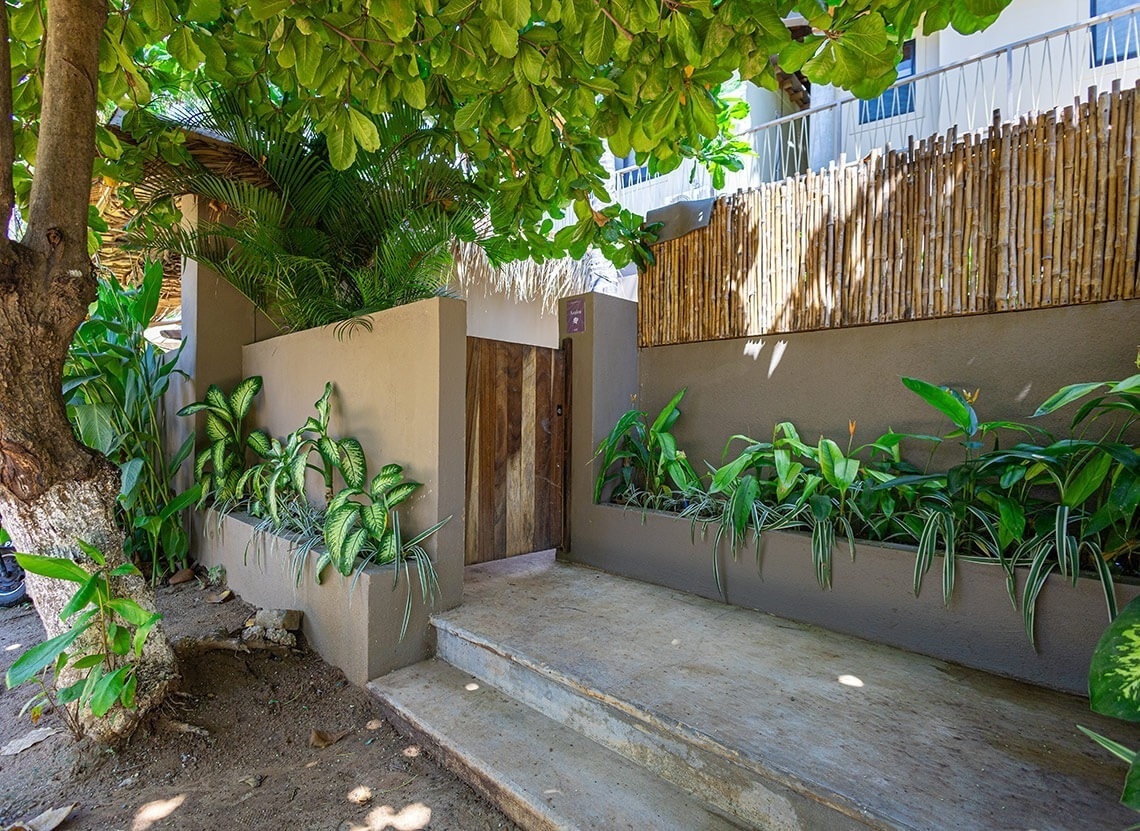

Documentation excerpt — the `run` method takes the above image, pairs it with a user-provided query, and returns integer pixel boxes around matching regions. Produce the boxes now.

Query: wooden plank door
[465,337,568,565]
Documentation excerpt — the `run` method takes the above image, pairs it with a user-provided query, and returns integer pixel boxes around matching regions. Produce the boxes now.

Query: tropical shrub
[178,376,264,509]
[182,378,447,629]
[64,263,199,581]
[594,369,1140,643]
[133,93,488,335]
[592,389,701,507]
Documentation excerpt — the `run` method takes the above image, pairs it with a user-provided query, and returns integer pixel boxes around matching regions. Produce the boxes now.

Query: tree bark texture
[0,0,179,739]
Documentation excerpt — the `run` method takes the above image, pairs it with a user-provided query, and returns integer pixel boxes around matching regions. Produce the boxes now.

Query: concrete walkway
[373,551,1140,830]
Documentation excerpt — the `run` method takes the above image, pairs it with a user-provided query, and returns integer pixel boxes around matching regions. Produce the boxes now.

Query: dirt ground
[0,580,519,831]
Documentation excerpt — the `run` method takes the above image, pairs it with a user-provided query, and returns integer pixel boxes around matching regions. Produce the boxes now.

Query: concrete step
[426,552,1140,831]
[367,659,744,831]
[433,615,868,831]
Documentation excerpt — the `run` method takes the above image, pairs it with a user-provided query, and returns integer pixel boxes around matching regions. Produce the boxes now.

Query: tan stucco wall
[198,511,433,685]
[459,283,560,348]
[241,297,467,613]
[638,300,1140,471]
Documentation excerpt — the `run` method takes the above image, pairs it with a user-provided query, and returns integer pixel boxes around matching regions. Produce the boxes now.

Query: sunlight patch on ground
[341,802,433,830]
[402,745,420,758]
[132,794,187,830]
[4,642,21,651]
[837,674,865,688]
[465,682,480,691]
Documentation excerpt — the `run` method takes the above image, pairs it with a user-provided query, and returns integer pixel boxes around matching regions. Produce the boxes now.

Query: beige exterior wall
[242,297,467,612]
[638,300,1140,472]
[198,511,434,685]
[460,284,560,348]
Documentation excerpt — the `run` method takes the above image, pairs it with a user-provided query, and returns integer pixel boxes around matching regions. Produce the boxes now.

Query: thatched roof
[449,241,597,312]
[90,180,182,320]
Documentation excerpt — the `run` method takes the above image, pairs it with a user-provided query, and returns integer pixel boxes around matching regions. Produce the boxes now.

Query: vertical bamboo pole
[1127,82,1140,298]
[1042,110,1058,306]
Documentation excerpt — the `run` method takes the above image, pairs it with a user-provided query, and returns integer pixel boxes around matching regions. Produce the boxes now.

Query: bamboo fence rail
[639,82,1140,348]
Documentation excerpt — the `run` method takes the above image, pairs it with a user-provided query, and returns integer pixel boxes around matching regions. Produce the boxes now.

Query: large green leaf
[1034,382,1106,417]
[89,666,132,717]
[370,464,405,499]
[901,377,978,437]
[338,438,367,490]
[72,403,119,454]
[15,553,90,584]
[324,504,361,573]
[1064,451,1112,509]
[360,502,389,538]
[1090,596,1140,722]
[228,376,263,422]
[6,614,93,688]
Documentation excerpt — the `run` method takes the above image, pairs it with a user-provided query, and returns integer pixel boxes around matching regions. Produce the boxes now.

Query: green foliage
[7,0,1014,268]
[1084,596,1140,812]
[597,370,1140,645]
[182,378,446,632]
[323,465,448,638]
[240,382,367,520]
[178,376,264,507]
[64,263,200,581]
[592,389,701,506]
[5,542,162,737]
[131,93,487,334]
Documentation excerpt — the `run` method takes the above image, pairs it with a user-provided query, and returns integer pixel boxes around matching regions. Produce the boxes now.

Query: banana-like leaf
[901,377,978,437]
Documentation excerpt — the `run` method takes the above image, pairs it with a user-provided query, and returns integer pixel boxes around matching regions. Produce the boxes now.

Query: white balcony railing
[610,3,1140,213]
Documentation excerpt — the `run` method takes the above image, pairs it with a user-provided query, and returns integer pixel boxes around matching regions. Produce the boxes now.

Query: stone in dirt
[251,609,303,631]
[240,624,297,648]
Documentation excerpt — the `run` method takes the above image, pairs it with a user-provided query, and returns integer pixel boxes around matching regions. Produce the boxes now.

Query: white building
[609,0,1140,217]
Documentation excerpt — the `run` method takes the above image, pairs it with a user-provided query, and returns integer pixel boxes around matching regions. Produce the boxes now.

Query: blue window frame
[1091,0,1139,66]
[859,40,916,124]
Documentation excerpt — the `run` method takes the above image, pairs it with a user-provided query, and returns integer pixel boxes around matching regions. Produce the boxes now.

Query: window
[614,151,651,187]
[859,40,916,124]
[1091,0,1139,66]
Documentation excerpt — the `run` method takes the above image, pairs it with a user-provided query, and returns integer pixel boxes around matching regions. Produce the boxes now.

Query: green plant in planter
[322,464,449,637]
[64,262,198,580]
[178,376,263,508]
[5,542,162,737]
[242,383,367,523]
[593,389,701,506]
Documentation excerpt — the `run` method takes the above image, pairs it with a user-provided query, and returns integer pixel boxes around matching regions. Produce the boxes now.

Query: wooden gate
[465,337,569,565]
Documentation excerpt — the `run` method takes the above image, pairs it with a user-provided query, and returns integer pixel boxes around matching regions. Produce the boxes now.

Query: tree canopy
[9,0,1012,263]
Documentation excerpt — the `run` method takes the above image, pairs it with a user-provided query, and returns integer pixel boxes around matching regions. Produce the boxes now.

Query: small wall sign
[566,298,586,334]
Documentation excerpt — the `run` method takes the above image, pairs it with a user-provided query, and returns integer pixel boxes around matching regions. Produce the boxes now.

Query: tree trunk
[0,0,178,741]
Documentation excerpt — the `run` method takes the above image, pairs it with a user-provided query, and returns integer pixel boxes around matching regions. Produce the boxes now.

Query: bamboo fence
[639,81,1140,348]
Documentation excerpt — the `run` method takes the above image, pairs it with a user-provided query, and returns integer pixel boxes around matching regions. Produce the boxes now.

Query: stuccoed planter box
[196,509,434,685]
[565,504,1140,695]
